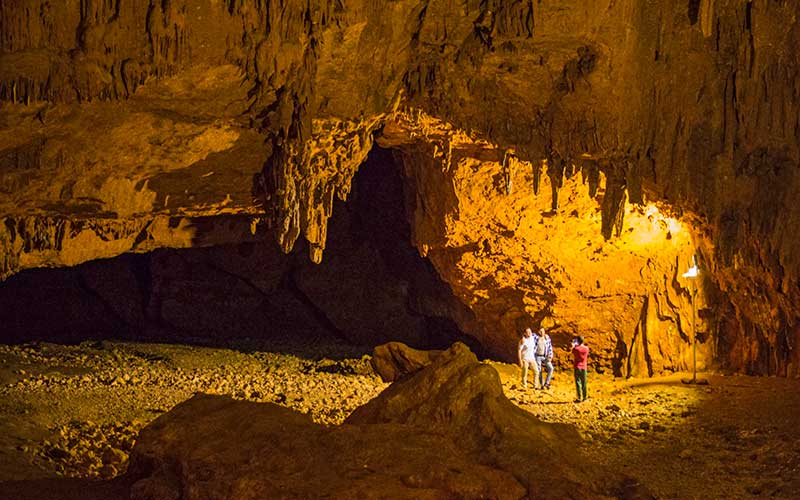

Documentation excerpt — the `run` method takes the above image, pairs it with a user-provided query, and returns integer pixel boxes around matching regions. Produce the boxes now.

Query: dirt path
[1,342,799,499]
[492,362,800,499]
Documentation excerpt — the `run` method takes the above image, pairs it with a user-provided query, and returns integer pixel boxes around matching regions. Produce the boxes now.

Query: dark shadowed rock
[122,342,629,499]
[370,342,442,382]
[127,394,526,500]
[349,342,600,498]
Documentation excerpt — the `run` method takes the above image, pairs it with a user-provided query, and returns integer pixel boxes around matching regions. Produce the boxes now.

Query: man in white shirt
[518,328,540,389]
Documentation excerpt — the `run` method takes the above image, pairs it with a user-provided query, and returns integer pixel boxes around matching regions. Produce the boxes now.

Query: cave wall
[377,112,705,375]
[392,0,800,374]
[0,148,472,354]
[0,240,345,346]
[0,62,268,279]
[1,1,799,375]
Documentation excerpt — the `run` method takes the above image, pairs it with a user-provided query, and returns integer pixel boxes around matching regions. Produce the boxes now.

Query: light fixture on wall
[682,255,699,279]
[682,255,708,385]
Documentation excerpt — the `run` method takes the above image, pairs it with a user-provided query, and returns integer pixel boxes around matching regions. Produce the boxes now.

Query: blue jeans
[536,355,553,387]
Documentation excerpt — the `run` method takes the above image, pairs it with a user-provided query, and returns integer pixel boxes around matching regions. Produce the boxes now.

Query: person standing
[571,336,589,402]
[535,328,554,389]
[518,328,540,389]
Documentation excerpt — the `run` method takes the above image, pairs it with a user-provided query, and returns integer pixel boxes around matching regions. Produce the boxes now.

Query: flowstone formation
[1,1,799,376]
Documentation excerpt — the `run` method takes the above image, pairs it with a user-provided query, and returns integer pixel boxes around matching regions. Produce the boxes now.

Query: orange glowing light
[627,203,687,246]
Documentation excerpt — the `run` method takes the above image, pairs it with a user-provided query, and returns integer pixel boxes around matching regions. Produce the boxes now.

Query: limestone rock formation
[1,1,799,377]
[380,112,704,374]
[127,393,529,500]
[0,154,477,352]
[0,63,266,280]
[348,342,596,498]
[370,342,441,382]
[123,342,612,499]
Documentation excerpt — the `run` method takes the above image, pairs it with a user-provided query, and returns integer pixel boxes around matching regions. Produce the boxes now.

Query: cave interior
[1,0,800,498]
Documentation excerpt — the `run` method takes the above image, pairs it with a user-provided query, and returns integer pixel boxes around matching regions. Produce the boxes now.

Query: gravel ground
[491,361,800,499]
[0,339,386,480]
[1,341,799,499]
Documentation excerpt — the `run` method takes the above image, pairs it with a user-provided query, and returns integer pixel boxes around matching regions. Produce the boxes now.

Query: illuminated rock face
[380,114,703,375]
[1,1,799,376]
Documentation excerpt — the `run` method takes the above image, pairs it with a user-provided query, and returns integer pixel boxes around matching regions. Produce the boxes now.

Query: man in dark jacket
[534,328,554,389]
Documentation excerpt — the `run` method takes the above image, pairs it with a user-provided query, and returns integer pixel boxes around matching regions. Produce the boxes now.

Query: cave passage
[0,145,479,358]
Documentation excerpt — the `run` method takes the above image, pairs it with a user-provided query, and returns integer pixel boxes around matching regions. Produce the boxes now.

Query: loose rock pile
[0,340,386,479]
[41,421,137,478]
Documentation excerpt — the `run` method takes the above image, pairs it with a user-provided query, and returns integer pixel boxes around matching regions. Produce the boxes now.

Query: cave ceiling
[1,0,799,375]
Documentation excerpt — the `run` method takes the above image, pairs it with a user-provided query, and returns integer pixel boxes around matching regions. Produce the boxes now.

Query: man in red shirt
[571,336,589,402]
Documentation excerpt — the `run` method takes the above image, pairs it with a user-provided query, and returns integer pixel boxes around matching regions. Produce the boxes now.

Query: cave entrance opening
[317,144,484,356]
[0,147,482,359]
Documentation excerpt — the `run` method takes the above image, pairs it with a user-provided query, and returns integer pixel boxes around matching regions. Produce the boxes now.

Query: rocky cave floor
[0,339,799,499]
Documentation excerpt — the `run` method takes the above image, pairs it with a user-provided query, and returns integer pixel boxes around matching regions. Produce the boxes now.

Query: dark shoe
[573,399,582,403]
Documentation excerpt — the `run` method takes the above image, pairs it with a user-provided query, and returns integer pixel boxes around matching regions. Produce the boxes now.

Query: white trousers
[520,359,540,388]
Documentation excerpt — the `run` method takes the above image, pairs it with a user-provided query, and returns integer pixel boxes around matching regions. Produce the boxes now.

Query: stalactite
[600,162,627,240]
[492,0,535,38]
[146,0,190,77]
[625,158,644,205]
[546,151,564,211]
[554,45,598,95]
[532,159,542,195]
[502,149,514,195]
[700,0,715,37]
[582,159,601,198]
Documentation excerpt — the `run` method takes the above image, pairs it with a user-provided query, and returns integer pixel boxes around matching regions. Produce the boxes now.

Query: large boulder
[127,394,526,500]
[126,343,615,499]
[349,342,597,498]
[370,342,442,382]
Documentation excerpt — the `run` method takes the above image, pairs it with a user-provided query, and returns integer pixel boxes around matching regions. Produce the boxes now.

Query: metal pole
[692,285,697,382]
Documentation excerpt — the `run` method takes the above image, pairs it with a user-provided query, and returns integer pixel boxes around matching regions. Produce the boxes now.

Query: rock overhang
[0,0,798,375]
